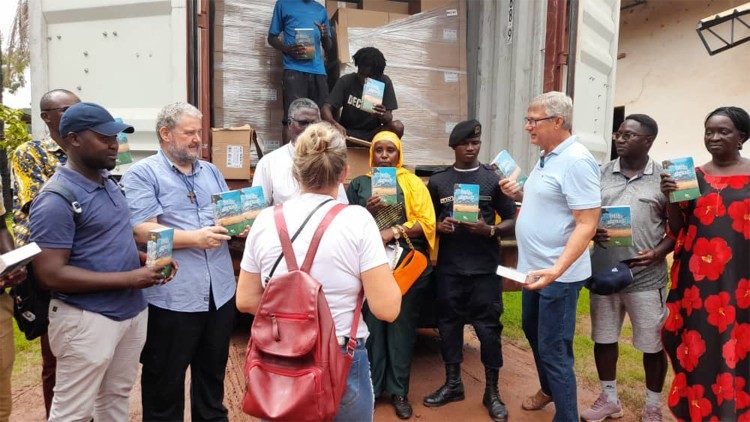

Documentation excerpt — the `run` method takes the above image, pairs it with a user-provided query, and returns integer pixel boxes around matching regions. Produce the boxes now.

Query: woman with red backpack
[237,122,402,421]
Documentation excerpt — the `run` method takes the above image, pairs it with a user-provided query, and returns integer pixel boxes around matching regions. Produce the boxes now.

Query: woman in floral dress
[661,106,750,421]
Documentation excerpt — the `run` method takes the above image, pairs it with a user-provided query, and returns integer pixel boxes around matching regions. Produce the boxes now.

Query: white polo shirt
[516,136,601,282]
[241,193,387,338]
[252,143,349,205]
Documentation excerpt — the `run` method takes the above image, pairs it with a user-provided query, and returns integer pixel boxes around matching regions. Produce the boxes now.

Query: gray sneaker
[641,404,662,422]
[580,393,624,422]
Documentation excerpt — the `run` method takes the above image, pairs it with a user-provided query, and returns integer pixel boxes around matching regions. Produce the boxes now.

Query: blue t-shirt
[29,165,147,321]
[516,136,601,282]
[268,0,331,75]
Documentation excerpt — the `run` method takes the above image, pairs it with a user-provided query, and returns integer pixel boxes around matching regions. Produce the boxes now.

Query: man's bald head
[39,89,81,142]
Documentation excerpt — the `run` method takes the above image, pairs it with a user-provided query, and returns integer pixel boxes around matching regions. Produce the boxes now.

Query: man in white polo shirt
[500,91,601,422]
[252,98,348,205]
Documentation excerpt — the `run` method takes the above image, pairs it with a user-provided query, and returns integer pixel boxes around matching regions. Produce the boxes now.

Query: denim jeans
[334,340,374,422]
[522,280,584,422]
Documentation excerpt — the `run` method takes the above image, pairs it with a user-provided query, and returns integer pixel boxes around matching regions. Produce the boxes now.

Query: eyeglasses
[290,118,317,127]
[41,106,71,113]
[523,116,557,127]
[175,129,202,138]
[613,131,646,141]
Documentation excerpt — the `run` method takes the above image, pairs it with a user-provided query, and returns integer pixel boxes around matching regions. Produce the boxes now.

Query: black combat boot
[482,367,508,422]
[423,363,465,407]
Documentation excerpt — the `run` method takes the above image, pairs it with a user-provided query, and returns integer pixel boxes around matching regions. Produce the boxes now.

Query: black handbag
[10,265,50,341]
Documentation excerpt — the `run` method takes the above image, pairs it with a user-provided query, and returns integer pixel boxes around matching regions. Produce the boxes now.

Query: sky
[1,0,31,109]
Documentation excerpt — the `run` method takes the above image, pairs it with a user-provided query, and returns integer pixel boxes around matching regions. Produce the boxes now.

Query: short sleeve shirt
[121,151,237,312]
[591,158,669,292]
[515,136,601,282]
[427,165,516,275]
[28,165,146,321]
[268,0,331,75]
[241,193,387,338]
[327,73,398,132]
[11,138,67,246]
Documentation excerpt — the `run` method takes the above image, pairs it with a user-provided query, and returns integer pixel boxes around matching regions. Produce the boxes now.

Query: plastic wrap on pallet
[343,2,467,165]
[214,0,285,157]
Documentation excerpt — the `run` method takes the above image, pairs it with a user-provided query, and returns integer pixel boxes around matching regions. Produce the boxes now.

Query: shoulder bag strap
[269,198,334,276]
[299,203,347,273]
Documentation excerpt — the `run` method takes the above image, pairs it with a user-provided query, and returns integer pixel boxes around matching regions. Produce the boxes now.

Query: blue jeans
[334,340,374,422]
[522,280,584,422]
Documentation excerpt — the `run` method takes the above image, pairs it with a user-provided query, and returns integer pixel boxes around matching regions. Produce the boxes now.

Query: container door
[30,0,188,169]
[569,0,620,163]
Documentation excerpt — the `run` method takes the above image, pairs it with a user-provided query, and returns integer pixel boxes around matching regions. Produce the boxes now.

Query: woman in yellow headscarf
[346,131,436,419]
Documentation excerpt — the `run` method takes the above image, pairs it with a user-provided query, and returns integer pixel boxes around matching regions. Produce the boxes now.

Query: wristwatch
[391,226,401,240]
[489,225,496,238]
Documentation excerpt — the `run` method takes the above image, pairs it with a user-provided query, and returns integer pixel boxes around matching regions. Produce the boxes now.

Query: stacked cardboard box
[213,0,284,158]
[333,1,467,165]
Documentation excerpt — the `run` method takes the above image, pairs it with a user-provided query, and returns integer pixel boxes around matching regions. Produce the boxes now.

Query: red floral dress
[663,168,750,421]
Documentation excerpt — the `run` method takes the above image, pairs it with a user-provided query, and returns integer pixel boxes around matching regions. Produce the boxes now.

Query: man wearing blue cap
[424,119,516,421]
[29,102,172,421]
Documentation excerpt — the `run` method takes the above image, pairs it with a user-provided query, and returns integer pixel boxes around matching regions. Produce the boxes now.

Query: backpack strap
[299,203,347,273]
[273,204,299,271]
[346,291,365,356]
[41,180,82,215]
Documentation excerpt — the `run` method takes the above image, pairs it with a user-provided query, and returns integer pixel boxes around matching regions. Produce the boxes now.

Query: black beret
[449,119,481,147]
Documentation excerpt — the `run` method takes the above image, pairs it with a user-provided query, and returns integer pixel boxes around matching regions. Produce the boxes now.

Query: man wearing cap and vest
[29,102,172,421]
[424,119,516,422]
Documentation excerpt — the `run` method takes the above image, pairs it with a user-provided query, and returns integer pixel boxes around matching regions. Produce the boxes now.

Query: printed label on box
[443,29,458,42]
[226,145,244,169]
[443,72,459,83]
[446,9,458,17]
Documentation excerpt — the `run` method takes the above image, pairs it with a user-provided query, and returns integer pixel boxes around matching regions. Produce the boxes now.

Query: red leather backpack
[242,203,364,421]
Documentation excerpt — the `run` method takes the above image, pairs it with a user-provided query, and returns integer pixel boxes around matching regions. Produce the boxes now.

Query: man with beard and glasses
[121,102,238,421]
[29,102,171,421]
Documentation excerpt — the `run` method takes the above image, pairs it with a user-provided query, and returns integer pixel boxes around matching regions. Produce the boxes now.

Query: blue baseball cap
[59,102,134,137]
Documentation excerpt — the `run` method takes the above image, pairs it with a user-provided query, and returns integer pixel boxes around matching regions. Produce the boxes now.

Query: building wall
[615,0,749,164]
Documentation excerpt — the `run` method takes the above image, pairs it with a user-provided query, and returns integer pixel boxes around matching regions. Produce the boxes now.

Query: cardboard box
[326,0,360,18]
[408,0,454,14]
[360,0,409,14]
[332,8,390,63]
[212,125,254,180]
[346,146,372,183]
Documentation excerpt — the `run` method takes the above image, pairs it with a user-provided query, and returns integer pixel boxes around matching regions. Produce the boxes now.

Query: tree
[2,0,29,94]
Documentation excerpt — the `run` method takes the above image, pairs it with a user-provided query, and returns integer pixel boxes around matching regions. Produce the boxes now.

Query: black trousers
[140,296,236,421]
[436,272,504,369]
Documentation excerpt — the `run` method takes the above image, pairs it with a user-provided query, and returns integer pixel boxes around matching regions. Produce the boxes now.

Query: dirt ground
[10,327,669,421]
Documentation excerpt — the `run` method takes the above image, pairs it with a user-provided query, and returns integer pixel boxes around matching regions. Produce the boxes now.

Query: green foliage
[0,104,31,151]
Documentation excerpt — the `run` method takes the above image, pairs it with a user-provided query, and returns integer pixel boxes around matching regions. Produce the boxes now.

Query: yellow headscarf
[368,131,436,251]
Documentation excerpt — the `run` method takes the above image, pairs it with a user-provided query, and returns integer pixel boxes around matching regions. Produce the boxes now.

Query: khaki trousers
[0,294,14,422]
[47,299,147,422]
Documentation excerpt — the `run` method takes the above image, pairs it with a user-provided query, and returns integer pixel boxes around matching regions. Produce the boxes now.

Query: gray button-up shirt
[122,150,236,312]
[591,158,669,292]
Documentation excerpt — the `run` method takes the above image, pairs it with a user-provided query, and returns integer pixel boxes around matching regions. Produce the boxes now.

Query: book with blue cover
[453,183,480,223]
[599,205,632,247]
[240,186,267,227]
[662,157,701,202]
[212,190,247,236]
[361,78,385,113]
[114,117,133,165]
[490,150,527,188]
[294,28,315,60]
[146,227,174,279]
[371,167,398,205]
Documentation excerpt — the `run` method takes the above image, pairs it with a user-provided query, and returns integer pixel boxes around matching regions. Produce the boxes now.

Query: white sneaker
[580,393,624,422]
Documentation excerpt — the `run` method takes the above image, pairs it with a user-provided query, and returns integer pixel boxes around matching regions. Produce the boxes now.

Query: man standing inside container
[268,0,332,144]
[11,88,80,417]
[500,91,601,422]
[122,102,237,421]
[423,120,516,422]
